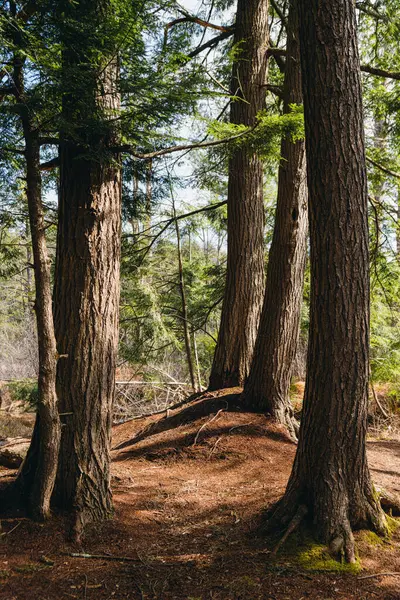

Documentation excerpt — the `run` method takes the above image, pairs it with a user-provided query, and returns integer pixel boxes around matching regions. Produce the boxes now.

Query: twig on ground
[193,409,225,445]
[66,553,141,563]
[0,521,21,536]
[208,436,223,459]
[272,505,308,556]
[358,572,400,580]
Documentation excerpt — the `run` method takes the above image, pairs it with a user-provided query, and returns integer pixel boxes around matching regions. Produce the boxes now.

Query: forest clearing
[1,389,400,599]
[2,0,400,598]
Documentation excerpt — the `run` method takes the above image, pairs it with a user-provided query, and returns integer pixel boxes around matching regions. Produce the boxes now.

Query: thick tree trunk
[267,0,387,562]
[242,0,308,438]
[5,8,61,521]
[53,0,121,535]
[208,0,269,390]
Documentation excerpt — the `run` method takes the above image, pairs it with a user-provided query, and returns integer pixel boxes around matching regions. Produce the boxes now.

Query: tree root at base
[377,487,400,516]
[271,504,308,556]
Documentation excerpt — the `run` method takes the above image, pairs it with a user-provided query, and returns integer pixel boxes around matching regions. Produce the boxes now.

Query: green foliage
[7,379,38,408]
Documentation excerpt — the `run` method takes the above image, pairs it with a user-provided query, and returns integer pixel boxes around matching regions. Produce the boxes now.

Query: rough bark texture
[267,0,387,562]
[53,0,121,534]
[5,3,61,521]
[208,0,269,390]
[242,0,308,438]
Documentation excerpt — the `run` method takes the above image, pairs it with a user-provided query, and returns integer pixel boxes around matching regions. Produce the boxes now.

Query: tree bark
[53,0,121,536]
[5,3,61,521]
[208,0,269,390]
[173,199,197,392]
[242,0,308,438]
[267,0,387,562]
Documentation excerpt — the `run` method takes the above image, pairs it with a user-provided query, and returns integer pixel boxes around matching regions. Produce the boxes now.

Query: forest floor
[1,388,400,600]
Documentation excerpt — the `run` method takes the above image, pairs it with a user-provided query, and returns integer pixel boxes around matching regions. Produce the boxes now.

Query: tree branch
[263,83,284,99]
[40,157,59,171]
[187,30,233,59]
[361,64,400,81]
[355,1,387,20]
[267,47,400,81]
[114,124,258,160]
[270,0,287,27]
[366,156,400,179]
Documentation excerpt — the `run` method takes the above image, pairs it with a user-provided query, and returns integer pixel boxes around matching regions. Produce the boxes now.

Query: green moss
[277,530,361,574]
[296,544,361,573]
[0,570,10,579]
[386,515,400,535]
[359,530,386,546]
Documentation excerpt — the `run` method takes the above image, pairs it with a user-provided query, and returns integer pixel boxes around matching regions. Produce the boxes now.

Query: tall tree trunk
[173,200,197,392]
[267,0,387,562]
[53,0,121,537]
[6,5,61,520]
[208,0,269,390]
[242,0,308,439]
[397,185,400,261]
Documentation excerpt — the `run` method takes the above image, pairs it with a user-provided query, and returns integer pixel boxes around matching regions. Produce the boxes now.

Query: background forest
[1,0,400,407]
[1,0,400,598]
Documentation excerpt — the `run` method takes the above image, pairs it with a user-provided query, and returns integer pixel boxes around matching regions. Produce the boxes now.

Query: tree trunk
[208,0,269,390]
[242,0,308,438]
[5,4,61,521]
[267,0,388,562]
[173,200,197,392]
[53,0,121,536]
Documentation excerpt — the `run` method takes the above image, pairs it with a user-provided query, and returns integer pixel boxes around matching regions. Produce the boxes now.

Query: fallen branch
[358,572,400,580]
[369,380,389,419]
[0,521,21,536]
[66,553,141,563]
[193,409,225,445]
[272,504,308,556]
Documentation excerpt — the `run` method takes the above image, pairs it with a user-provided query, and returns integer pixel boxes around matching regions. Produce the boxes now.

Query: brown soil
[1,389,400,600]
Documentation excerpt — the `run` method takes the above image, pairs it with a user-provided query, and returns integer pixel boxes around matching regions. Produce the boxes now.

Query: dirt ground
[1,389,400,600]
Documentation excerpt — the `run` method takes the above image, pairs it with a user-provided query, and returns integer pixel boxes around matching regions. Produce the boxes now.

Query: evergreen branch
[133,201,227,267]
[165,16,231,36]
[114,124,258,159]
[366,155,400,179]
[355,1,387,20]
[267,47,400,81]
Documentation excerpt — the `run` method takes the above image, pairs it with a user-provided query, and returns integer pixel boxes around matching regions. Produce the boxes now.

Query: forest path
[1,389,400,599]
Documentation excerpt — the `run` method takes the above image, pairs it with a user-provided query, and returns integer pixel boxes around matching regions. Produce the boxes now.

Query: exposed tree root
[377,487,400,516]
[272,504,308,556]
[262,483,389,564]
